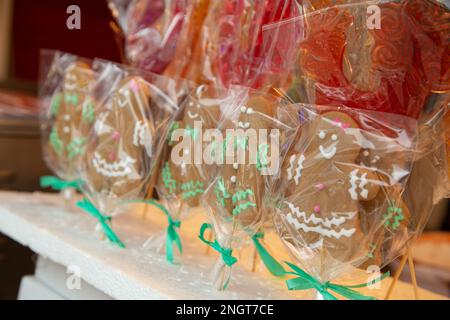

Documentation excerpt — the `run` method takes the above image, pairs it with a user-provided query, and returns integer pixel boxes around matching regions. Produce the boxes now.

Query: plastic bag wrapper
[80,60,184,225]
[189,0,301,89]
[148,85,229,254]
[163,0,211,80]
[268,104,418,285]
[200,86,295,289]
[107,0,188,74]
[267,0,450,119]
[39,50,97,200]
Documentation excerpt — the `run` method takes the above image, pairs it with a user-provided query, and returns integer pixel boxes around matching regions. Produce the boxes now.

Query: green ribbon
[138,199,182,264]
[284,261,390,300]
[65,93,79,105]
[251,233,286,276]
[198,223,237,267]
[40,176,83,192]
[76,198,125,248]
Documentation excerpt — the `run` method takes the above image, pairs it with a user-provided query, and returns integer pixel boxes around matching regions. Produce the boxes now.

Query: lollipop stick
[407,247,419,300]
[205,228,213,255]
[251,246,260,273]
[385,252,408,300]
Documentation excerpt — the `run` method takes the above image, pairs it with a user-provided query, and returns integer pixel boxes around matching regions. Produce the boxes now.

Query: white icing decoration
[319,144,337,159]
[133,121,153,157]
[348,169,369,200]
[307,239,323,250]
[63,127,70,133]
[331,134,338,141]
[240,106,247,113]
[246,108,253,114]
[287,154,305,185]
[92,152,136,177]
[363,150,369,157]
[64,114,71,121]
[233,163,239,170]
[286,213,356,239]
[319,131,326,139]
[238,121,250,129]
[95,112,109,135]
[187,111,199,119]
[230,176,237,183]
[285,201,355,228]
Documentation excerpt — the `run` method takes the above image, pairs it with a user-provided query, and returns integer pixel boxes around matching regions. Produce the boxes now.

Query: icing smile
[319,144,337,159]
[93,152,136,177]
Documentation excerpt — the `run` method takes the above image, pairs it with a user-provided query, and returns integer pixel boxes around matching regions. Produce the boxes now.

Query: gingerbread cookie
[46,61,95,179]
[159,85,221,207]
[84,76,154,203]
[279,111,381,264]
[210,96,279,229]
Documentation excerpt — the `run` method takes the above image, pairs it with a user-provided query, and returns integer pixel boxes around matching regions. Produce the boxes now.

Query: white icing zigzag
[95,112,109,135]
[285,201,355,228]
[348,169,369,200]
[286,213,356,239]
[92,152,136,177]
[287,155,305,185]
[133,121,151,147]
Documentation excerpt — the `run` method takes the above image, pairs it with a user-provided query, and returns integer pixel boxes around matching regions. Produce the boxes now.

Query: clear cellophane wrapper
[39,50,96,202]
[186,0,300,89]
[200,86,295,289]
[148,85,230,254]
[107,0,188,74]
[268,104,422,287]
[263,0,450,119]
[79,59,184,228]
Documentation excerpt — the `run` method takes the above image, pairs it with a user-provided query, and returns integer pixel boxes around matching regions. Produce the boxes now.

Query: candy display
[33,0,450,300]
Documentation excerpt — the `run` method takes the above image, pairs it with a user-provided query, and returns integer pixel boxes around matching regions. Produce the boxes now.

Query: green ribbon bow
[139,199,182,264]
[284,262,390,300]
[198,223,237,267]
[251,233,286,276]
[65,93,79,105]
[76,198,125,248]
[40,176,83,192]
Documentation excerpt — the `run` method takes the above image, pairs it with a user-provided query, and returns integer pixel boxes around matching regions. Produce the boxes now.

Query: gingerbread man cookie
[84,76,154,202]
[46,61,95,179]
[159,86,221,207]
[280,111,381,263]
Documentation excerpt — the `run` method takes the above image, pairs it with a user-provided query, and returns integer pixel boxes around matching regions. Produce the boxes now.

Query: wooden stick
[407,247,419,300]
[251,246,259,273]
[205,229,213,255]
[385,252,408,300]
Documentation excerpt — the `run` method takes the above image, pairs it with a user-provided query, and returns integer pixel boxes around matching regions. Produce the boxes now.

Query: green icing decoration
[50,93,63,115]
[168,122,180,146]
[181,181,204,200]
[232,202,257,215]
[214,177,231,207]
[232,189,254,204]
[383,206,404,230]
[49,127,63,155]
[82,100,95,123]
[65,93,79,105]
[162,162,177,194]
[67,137,87,159]
[256,144,269,172]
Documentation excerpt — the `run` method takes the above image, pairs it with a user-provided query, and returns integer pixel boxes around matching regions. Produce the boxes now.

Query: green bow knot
[140,199,182,264]
[40,176,83,192]
[252,233,286,276]
[284,262,389,300]
[76,198,125,248]
[198,223,237,267]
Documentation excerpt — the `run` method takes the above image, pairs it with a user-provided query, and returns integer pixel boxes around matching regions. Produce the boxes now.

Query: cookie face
[279,111,381,263]
[46,61,95,179]
[85,76,154,201]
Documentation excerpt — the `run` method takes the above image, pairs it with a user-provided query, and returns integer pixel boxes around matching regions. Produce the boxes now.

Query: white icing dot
[247,107,253,114]
[63,127,70,133]
[240,106,247,113]
[184,149,190,155]
[189,101,194,107]
[64,114,71,121]
[319,131,326,139]
[331,134,338,141]
[230,176,237,183]
[233,163,239,170]
[363,150,369,157]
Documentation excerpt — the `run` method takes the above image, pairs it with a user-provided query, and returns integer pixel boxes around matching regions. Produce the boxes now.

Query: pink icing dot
[108,151,116,161]
[315,183,325,191]
[313,205,321,213]
[111,131,121,140]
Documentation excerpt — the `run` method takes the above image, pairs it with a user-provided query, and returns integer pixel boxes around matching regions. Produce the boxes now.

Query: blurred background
[0,0,448,299]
